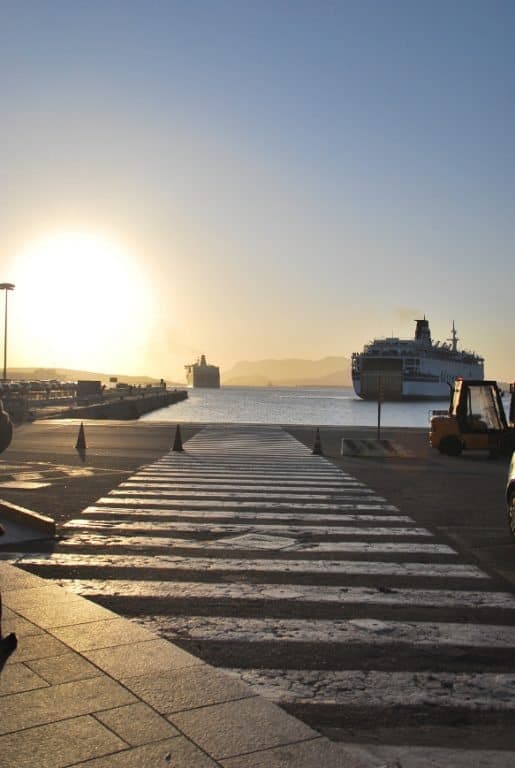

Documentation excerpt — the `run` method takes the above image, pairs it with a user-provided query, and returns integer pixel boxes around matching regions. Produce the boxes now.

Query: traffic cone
[75,422,86,451]
[172,424,184,452]
[312,427,323,456]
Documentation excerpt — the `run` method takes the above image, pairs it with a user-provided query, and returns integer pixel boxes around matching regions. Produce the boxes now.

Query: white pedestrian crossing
[7,424,515,760]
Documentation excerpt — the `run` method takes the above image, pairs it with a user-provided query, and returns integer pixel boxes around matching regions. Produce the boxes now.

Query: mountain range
[8,358,354,388]
[221,357,352,387]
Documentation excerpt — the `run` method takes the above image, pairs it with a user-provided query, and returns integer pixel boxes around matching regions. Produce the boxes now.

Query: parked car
[508,452,515,540]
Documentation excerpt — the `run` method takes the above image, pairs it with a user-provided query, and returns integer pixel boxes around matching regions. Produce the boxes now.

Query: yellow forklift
[430,379,515,457]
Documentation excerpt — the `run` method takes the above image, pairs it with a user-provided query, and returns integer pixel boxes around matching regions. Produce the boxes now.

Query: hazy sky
[1,1,514,381]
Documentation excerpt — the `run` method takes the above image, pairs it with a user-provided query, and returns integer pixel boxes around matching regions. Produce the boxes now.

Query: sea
[140,386,447,428]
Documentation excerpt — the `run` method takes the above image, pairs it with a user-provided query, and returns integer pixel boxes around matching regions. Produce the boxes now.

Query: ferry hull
[352,375,452,401]
[352,361,484,401]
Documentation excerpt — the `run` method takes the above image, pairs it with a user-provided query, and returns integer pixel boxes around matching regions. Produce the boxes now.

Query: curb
[0,499,56,536]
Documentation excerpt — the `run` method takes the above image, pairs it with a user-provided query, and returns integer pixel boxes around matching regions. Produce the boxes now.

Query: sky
[1,0,514,382]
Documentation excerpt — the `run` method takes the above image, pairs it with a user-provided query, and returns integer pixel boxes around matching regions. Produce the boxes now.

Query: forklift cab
[431,379,515,456]
[452,380,507,435]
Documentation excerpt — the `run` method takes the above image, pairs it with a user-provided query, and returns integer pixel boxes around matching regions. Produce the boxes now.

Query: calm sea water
[141,386,443,427]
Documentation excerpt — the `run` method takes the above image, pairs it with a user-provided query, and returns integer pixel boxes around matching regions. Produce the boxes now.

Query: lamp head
[0,283,15,291]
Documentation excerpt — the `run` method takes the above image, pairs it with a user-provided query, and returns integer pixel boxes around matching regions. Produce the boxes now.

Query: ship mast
[447,322,459,352]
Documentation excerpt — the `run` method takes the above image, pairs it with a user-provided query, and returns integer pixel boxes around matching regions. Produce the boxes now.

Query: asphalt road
[0,419,201,526]
[289,425,515,590]
[1,418,515,761]
[1,420,513,586]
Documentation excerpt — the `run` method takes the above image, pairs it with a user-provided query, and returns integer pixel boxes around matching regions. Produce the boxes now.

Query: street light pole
[0,283,15,381]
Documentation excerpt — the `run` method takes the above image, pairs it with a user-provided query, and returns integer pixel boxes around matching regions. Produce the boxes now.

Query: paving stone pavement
[3,425,515,766]
[0,561,354,768]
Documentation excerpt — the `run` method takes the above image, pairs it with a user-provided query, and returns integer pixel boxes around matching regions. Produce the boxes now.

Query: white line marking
[223,668,515,710]
[123,481,366,493]
[109,487,377,499]
[80,507,412,523]
[52,580,515,610]
[63,520,433,537]
[137,472,362,485]
[87,501,398,512]
[137,615,515,648]
[15,552,484,578]
[95,497,391,509]
[55,535,457,554]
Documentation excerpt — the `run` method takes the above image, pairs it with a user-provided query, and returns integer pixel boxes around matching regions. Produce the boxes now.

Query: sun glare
[12,231,154,372]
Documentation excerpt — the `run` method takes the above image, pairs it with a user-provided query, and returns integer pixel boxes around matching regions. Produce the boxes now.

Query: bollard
[75,422,86,452]
[172,424,184,452]
[312,427,323,456]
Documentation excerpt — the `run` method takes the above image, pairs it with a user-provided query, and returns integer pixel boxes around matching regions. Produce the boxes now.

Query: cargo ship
[351,319,484,400]
[185,355,220,388]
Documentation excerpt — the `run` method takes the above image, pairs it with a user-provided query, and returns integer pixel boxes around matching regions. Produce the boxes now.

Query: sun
[11,230,154,372]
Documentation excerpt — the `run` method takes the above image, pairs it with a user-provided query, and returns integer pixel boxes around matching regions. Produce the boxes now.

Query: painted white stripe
[143,459,339,468]
[153,466,354,478]
[63,520,432,537]
[299,541,455,554]
[109,487,377,499]
[137,471,361,484]
[15,552,483,579]
[143,461,357,471]
[188,434,305,441]
[159,450,338,457]
[187,439,309,448]
[123,481,366,493]
[223,668,515,710]
[96,497,389,509]
[53,579,515,610]
[56,533,303,550]
[137,615,515,648]
[183,448,309,452]
[83,503,400,515]
[157,451,333,460]
[55,535,456,554]
[79,508,414,524]
[170,458,330,466]
[149,470,356,482]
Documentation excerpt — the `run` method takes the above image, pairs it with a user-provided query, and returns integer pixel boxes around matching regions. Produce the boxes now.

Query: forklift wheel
[439,436,463,456]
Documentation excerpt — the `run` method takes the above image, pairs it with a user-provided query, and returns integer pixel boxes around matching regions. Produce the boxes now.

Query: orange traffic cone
[173,424,184,452]
[76,422,86,451]
[312,427,323,456]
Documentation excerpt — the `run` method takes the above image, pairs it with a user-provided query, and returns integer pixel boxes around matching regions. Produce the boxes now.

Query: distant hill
[222,357,352,387]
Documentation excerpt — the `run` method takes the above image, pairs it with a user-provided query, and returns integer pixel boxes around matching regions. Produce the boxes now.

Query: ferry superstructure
[185,355,220,388]
[351,319,484,400]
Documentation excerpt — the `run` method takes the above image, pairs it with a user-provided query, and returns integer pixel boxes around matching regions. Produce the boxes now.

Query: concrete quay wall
[50,389,188,420]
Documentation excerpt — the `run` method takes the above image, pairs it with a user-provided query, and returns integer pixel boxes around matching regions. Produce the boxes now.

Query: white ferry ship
[351,319,484,400]
[185,355,220,388]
